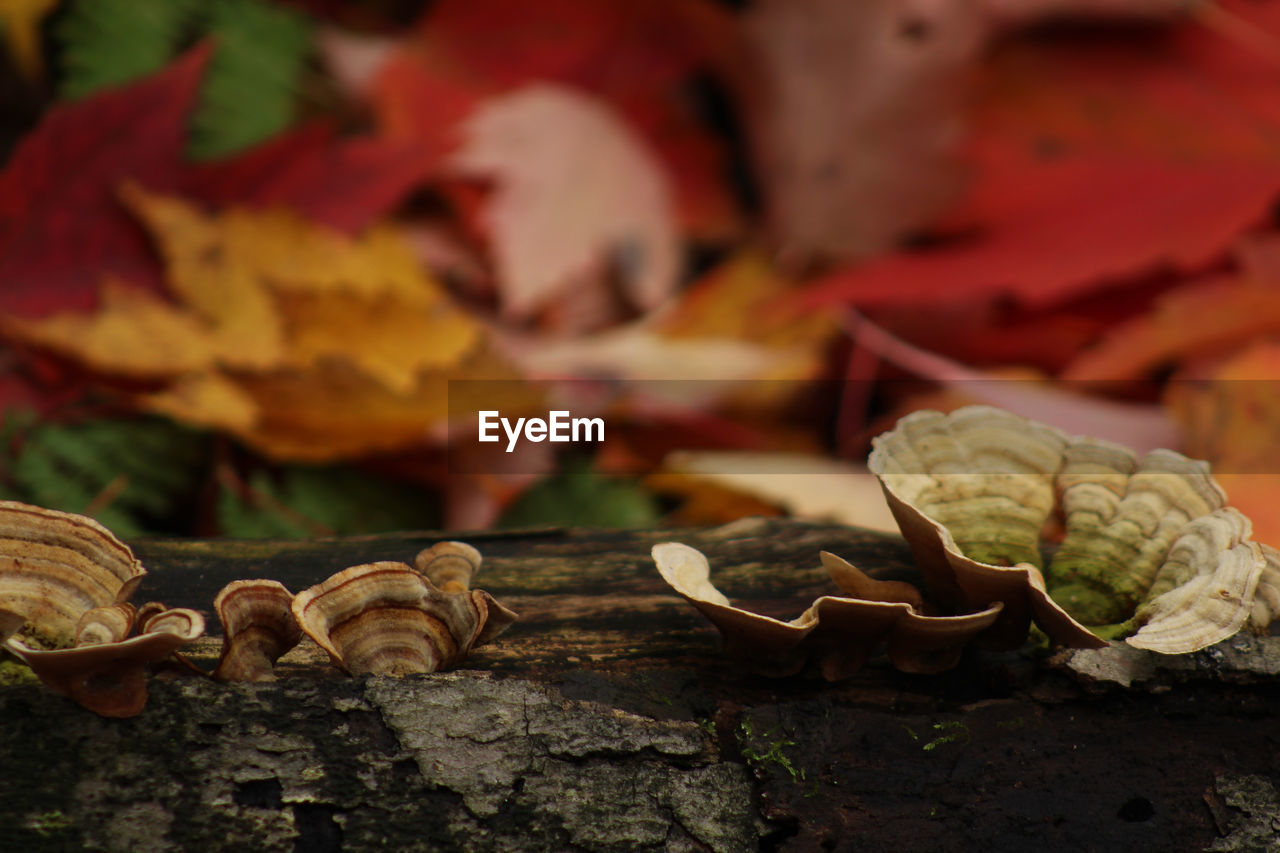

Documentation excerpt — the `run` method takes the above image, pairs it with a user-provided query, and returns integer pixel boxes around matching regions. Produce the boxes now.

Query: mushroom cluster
[654,406,1280,678]
[0,501,517,715]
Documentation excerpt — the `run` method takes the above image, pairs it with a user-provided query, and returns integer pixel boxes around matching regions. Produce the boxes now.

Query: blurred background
[1,0,1278,541]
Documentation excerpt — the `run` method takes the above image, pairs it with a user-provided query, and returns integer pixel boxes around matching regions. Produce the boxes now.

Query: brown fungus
[0,502,207,715]
[413,541,482,592]
[292,560,517,677]
[212,580,302,682]
[0,501,146,650]
[7,605,205,717]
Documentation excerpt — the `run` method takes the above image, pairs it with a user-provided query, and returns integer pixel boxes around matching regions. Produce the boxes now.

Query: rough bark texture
[3,517,1280,852]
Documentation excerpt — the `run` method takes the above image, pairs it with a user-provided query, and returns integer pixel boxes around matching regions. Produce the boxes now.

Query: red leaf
[801,10,1280,310]
[0,45,213,319]
[419,0,728,96]
[805,159,1280,309]
[367,0,740,238]
[188,123,432,233]
[368,47,487,168]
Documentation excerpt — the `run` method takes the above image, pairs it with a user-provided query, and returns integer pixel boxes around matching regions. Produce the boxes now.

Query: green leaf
[0,413,211,537]
[56,0,311,160]
[217,465,441,539]
[187,0,311,160]
[499,458,660,529]
[57,0,198,100]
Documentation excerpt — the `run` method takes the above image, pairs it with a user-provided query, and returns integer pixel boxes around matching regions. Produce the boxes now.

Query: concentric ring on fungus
[292,556,517,677]
[0,502,204,716]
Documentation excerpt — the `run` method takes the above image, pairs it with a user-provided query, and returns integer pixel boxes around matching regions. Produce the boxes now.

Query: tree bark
[2,517,1278,852]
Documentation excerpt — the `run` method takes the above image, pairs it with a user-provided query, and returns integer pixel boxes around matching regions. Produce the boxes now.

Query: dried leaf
[500,253,835,395]
[5,186,514,461]
[142,348,529,462]
[1,279,218,378]
[449,83,680,324]
[0,47,433,324]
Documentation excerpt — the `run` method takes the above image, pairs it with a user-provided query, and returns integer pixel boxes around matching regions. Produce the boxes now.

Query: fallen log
[2,517,1278,852]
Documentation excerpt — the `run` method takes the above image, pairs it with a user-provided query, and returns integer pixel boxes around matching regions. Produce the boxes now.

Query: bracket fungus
[869,406,1277,655]
[292,544,516,677]
[0,501,145,651]
[656,406,1278,675]
[0,501,206,716]
[652,542,1002,679]
[6,603,205,718]
[212,580,302,682]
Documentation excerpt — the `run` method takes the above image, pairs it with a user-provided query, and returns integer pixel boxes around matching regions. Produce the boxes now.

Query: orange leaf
[1064,272,1280,381]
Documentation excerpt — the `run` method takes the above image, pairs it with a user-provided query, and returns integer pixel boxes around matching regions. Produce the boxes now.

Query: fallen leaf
[657,252,836,351]
[449,83,680,324]
[364,0,740,243]
[275,290,478,394]
[417,0,729,94]
[0,279,218,378]
[142,347,530,462]
[0,46,439,322]
[119,182,284,370]
[738,0,980,263]
[801,5,1280,308]
[187,122,432,234]
[6,187,506,461]
[0,45,212,318]
[499,252,836,395]
[123,184,479,387]
[1063,272,1280,381]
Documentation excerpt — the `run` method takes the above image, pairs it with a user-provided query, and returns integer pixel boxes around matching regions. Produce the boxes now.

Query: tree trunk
[2,518,1278,852]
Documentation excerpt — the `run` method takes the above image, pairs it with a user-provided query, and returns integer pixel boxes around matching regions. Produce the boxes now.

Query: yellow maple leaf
[12,186,482,391]
[5,187,526,461]
[1,278,217,378]
[143,349,535,462]
[119,183,286,370]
